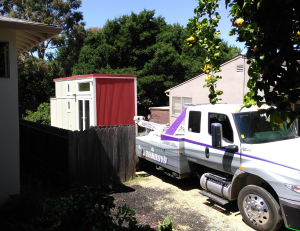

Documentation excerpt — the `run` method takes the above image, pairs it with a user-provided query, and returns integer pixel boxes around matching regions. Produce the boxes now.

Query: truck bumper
[279,197,300,230]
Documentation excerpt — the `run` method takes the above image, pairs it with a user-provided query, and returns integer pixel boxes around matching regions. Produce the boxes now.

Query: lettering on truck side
[143,150,168,165]
[162,140,177,148]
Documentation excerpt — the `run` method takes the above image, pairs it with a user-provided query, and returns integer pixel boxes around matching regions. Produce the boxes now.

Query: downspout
[165,89,170,125]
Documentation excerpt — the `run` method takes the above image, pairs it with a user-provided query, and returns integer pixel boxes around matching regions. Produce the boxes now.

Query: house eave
[0,16,62,55]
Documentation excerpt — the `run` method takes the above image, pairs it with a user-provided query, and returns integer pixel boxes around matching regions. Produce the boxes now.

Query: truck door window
[188,111,201,133]
[209,113,234,143]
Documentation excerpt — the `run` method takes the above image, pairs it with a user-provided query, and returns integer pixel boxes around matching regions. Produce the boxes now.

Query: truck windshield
[233,112,297,144]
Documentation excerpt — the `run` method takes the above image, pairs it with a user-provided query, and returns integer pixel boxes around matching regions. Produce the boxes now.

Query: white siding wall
[0,28,19,206]
[50,98,57,126]
[51,80,80,131]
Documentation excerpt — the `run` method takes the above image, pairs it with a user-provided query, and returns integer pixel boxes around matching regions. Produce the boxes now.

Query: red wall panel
[96,78,135,125]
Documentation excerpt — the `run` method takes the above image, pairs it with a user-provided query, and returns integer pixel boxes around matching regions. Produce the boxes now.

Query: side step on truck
[134,104,300,231]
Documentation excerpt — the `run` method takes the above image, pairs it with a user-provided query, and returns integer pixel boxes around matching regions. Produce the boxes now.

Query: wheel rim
[242,193,270,225]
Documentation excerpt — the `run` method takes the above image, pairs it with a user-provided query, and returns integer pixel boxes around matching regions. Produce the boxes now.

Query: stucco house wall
[0,16,61,206]
[0,28,19,206]
[167,55,250,124]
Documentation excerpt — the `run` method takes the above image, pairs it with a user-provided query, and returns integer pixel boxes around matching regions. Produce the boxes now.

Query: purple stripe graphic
[240,153,300,172]
[165,108,187,135]
[161,134,184,141]
[160,135,300,171]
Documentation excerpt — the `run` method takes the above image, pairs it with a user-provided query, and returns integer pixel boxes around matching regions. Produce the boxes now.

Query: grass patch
[125,174,150,185]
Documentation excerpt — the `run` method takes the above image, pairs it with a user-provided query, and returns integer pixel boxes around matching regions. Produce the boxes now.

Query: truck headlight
[284,184,300,194]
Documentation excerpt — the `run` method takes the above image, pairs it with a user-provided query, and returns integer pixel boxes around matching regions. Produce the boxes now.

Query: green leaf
[257,1,261,9]
[164,216,172,225]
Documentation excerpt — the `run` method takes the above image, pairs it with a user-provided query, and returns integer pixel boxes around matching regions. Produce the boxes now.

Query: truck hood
[241,137,300,172]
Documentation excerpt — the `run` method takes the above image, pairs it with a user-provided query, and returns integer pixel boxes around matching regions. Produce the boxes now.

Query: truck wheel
[238,185,282,231]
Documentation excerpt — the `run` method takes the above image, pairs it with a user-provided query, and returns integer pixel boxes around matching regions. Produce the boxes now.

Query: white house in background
[165,55,250,124]
[51,74,137,130]
[0,16,61,206]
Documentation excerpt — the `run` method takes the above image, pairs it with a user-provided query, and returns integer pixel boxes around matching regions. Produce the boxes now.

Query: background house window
[78,82,90,92]
[172,97,192,116]
[0,42,9,78]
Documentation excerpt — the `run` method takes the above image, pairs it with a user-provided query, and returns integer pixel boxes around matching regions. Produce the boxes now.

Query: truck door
[184,110,208,166]
[207,113,241,174]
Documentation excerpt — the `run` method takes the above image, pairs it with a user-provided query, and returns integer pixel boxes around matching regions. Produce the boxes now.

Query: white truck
[134,104,300,231]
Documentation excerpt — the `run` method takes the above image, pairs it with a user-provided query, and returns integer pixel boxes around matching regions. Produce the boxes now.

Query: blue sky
[80,0,246,54]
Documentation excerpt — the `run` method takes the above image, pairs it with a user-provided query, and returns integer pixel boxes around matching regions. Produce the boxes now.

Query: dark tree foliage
[73,10,241,115]
[18,54,58,103]
[0,0,86,104]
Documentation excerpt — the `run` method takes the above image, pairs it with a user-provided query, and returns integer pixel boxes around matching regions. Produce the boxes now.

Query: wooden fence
[19,119,69,183]
[19,120,136,187]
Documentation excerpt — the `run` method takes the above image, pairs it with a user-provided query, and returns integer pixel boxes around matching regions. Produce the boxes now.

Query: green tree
[185,0,224,104]
[188,0,300,124]
[73,10,241,115]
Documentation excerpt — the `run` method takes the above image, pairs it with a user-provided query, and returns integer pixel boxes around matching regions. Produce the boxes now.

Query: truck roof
[187,104,269,114]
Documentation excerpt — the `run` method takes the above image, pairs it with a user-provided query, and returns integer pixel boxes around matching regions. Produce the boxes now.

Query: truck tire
[238,185,283,231]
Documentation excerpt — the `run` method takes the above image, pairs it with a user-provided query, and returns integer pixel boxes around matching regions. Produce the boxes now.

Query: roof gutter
[165,89,170,97]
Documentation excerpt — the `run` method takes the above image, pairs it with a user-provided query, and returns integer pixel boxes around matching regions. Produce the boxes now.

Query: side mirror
[211,123,239,152]
[211,123,223,148]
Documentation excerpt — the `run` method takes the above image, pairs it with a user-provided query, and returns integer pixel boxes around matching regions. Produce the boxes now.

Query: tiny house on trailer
[51,74,137,131]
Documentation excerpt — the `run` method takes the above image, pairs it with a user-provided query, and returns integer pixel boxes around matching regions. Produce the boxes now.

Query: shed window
[78,82,90,92]
[67,99,71,113]
[0,42,9,78]
[66,82,70,95]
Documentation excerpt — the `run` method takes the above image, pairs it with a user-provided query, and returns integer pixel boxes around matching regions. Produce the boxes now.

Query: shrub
[25,102,50,125]
[37,187,156,231]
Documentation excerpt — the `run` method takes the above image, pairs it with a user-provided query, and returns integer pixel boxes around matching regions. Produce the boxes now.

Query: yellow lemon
[189,36,196,43]
[204,64,212,71]
[236,18,245,27]
[254,45,259,53]
[293,31,300,39]
[205,75,211,81]
[274,115,284,124]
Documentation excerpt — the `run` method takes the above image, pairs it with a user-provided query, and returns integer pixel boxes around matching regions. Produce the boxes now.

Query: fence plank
[112,126,119,183]
[94,127,102,185]
[127,125,135,181]
[69,131,79,187]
